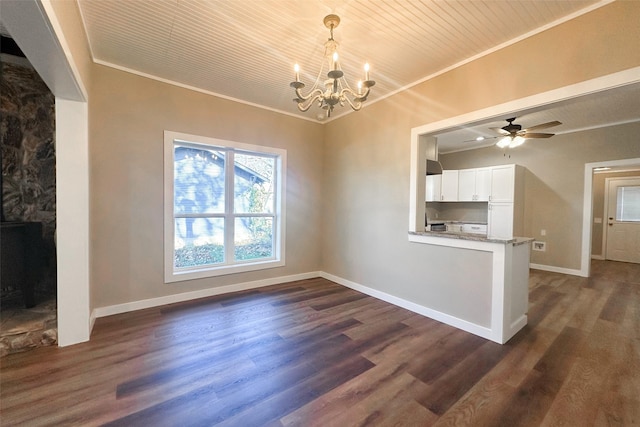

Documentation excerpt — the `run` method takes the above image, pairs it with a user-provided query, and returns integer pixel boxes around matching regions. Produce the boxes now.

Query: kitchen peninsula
[408,132,532,344]
[408,230,532,344]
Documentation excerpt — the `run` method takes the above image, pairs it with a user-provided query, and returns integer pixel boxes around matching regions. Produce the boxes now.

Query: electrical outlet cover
[532,241,546,252]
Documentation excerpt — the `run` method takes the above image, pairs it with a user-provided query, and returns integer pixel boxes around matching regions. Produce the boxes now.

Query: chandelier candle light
[291,14,375,118]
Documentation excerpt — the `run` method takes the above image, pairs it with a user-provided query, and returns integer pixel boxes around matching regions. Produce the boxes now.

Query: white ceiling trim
[92,58,320,124]
[555,117,640,138]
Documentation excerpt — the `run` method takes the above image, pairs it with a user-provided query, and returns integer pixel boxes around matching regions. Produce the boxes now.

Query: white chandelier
[290,14,375,118]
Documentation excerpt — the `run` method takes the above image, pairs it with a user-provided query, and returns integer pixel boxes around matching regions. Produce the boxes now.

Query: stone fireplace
[1,53,57,356]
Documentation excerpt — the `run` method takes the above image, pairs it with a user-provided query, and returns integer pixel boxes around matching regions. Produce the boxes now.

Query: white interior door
[605,177,640,263]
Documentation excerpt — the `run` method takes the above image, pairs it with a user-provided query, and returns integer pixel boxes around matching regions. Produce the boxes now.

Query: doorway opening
[1,43,58,356]
[583,158,640,277]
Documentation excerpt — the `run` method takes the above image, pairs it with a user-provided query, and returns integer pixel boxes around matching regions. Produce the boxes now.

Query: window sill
[165,258,285,283]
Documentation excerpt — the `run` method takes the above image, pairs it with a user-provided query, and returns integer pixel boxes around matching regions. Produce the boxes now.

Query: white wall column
[56,99,91,345]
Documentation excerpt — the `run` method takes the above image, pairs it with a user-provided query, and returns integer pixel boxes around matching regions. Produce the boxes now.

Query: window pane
[234,153,275,214]
[617,186,640,221]
[174,146,225,214]
[234,217,273,261]
[174,218,224,267]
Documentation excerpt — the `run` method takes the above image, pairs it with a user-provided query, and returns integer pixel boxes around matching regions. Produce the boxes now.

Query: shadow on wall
[524,169,582,270]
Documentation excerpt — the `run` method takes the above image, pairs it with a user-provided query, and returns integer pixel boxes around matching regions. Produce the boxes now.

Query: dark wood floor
[1,260,639,426]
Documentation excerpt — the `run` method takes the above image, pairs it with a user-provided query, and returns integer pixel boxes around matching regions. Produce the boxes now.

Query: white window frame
[164,130,286,283]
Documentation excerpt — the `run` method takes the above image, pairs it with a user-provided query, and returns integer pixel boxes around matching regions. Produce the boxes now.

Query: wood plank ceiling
[77,0,605,125]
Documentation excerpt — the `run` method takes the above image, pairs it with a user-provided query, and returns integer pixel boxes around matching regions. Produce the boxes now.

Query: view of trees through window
[173,145,276,268]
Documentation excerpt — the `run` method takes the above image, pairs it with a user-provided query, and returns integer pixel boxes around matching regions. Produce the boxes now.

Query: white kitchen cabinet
[425,174,442,202]
[458,168,491,201]
[457,169,476,201]
[476,168,492,201]
[440,170,459,201]
[488,165,524,239]
[488,203,514,239]
[429,164,524,239]
[490,165,516,202]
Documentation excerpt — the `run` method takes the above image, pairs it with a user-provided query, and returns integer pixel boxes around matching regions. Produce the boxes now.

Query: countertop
[426,220,487,225]
[409,230,534,246]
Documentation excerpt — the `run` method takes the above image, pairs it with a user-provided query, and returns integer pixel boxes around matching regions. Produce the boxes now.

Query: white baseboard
[529,263,584,277]
[92,271,321,318]
[319,272,493,342]
[591,254,605,260]
[92,270,518,344]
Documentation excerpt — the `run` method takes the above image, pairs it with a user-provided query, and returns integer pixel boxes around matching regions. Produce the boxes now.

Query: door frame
[582,158,640,276]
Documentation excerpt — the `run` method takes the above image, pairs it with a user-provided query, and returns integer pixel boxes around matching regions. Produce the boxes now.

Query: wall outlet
[532,241,546,252]
[540,229,546,236]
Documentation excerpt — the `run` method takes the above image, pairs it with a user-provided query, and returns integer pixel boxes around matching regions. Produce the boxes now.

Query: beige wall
[321,0,640,306]
[89,65,324,308]
[592,170,640,257]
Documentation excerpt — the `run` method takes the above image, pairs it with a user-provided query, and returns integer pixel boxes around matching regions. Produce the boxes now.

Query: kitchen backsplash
[426,202,488,223]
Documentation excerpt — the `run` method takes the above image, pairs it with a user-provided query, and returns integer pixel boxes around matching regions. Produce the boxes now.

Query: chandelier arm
[340,89,363,111]
[294,87,324,102]
[342,96,363,111]
[340,86,370,103]
[296,94,324,112]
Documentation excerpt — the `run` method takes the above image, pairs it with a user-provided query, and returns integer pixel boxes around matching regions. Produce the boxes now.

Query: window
[616,185,640,222]
[164,131,286,282]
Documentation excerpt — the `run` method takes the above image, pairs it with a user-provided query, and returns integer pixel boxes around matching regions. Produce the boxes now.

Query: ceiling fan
[491,117,562,148]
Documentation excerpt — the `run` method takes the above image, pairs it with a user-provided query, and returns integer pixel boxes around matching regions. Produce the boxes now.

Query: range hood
[426,159,443,175]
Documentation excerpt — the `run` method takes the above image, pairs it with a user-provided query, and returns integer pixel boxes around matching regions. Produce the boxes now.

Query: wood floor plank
[281,363,418,426]
[413,340,511,415]
[496,326,586,426]
[1,261,639,426]
[599,281,633,323]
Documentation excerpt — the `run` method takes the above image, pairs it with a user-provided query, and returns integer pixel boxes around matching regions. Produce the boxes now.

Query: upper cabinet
[441,170,459,201]
[427,164,519,203]
[490,165,516,202]
[425,174,442,202]
[458,167,491,201]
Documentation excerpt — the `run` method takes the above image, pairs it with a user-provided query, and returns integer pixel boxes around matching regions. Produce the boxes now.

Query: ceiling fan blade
[523,120,562,132]
[489,127,510,136]
[522,132,555,138]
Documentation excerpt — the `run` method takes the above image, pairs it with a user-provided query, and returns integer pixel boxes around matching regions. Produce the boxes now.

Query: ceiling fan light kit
[491,117,562,149]
[290,15,375,118]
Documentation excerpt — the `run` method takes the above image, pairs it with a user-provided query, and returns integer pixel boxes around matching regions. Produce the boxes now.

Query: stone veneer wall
[1,60,56,295]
